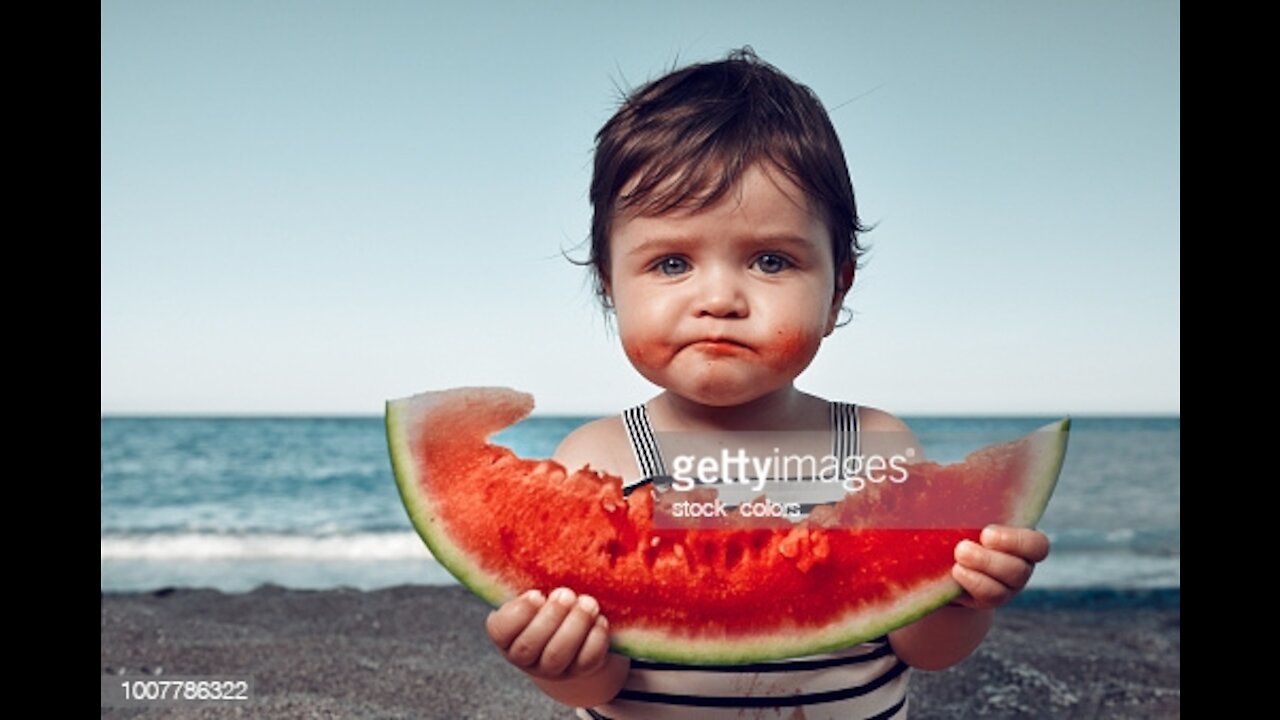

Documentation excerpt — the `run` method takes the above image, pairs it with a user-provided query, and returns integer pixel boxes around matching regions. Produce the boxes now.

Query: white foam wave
[100,532,434,561]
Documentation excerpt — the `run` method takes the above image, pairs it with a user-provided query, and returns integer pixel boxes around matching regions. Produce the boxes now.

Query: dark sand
[101,585,1179,719]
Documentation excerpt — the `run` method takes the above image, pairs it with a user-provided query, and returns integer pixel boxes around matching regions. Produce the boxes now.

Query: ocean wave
[100,531,433,561]
[101,528,1179,562]
[1043,527,1179,555]
[99,531,1179,592]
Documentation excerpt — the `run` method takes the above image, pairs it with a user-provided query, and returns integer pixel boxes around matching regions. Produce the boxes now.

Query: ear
[601,275,615,310]
[824,261,855,336]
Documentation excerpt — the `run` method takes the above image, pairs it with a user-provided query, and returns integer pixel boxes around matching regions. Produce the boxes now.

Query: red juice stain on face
[761,327,819,372]
[623,339,668,368]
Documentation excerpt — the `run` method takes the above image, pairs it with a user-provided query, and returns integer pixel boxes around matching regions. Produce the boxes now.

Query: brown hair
[587,47,868,311]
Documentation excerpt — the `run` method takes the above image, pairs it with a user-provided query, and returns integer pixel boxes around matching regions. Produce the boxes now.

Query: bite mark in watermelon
[386,387,1068,664]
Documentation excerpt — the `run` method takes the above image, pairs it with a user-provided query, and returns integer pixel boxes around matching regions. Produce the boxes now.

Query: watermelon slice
[386,387,1068,664]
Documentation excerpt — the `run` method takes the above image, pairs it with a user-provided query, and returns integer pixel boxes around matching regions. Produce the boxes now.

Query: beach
[101,585,1179,719]
[100,417,1180,717]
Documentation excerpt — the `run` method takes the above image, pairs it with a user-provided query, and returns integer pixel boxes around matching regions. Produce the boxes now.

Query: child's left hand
[950,525,1050,610]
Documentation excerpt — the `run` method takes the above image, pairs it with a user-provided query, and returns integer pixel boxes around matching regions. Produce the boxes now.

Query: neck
[650,385,823,432]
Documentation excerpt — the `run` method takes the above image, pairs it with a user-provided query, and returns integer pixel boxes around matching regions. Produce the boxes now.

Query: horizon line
[100,409,1182,420]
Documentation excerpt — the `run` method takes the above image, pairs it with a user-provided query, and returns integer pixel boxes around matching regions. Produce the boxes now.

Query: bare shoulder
[854,405,922,458]
[856,405,913,433]
[553,415,639,483]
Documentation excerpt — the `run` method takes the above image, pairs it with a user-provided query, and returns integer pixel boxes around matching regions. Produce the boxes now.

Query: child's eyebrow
[622,233,821,259]
[735,233,824,252]
[620,236,699,259]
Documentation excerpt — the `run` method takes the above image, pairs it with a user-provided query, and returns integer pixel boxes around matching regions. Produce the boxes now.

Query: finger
[981,526,1050,563]
[486,590,546,651]
[955,540,1034,591]
[505,587,577,669]
[535,593,602,677]
[571,614,612,677]
[952,563,1013,609]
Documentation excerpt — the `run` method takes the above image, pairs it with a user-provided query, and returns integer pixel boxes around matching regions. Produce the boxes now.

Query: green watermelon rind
[1010,417,1071,527]
[610,577,963,664]
[386,389,531,608]
[387,389,1070,664]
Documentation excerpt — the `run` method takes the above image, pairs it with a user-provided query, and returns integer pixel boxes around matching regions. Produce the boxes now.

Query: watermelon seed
[604,540,625,566]
[700,540,717,565]
[642,544,660,568]
[724,539,743,570]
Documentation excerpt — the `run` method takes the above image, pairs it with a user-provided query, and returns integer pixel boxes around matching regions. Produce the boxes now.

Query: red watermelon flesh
[386,387,1068,664]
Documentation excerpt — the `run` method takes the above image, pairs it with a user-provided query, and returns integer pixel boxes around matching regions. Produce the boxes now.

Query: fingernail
[577,594,599,615]
[551,587,576,606]
[981,526,1000,545]
[524,589,545,604]
[596,614,609,630]
[956,540,978,559]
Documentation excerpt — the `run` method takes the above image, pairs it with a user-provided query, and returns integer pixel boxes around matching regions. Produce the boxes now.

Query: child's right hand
[486,587,613,680]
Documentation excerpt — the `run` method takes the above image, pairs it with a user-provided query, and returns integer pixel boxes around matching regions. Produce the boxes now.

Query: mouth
[687,338,754,355]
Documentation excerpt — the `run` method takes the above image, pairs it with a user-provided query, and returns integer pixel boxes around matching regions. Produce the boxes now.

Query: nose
[694,266,749,318]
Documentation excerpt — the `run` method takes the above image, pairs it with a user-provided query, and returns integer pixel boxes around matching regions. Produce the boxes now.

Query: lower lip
[691,341,749,356]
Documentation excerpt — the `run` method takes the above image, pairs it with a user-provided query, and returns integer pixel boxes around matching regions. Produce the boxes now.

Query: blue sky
[101,1,1179,416]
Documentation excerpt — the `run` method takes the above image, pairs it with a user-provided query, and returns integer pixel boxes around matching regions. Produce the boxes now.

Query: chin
[676,376,783,408]
[684,392,753,408]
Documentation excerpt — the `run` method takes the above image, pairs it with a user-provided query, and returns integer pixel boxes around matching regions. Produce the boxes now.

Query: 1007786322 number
[101,676,253,707]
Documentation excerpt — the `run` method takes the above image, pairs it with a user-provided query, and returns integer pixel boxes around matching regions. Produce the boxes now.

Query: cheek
[760,326,822,372]
[616,298,680,369]
[621,320,678,369]
[623,338,663,368]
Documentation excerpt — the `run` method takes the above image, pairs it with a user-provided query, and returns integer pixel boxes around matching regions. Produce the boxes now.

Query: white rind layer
[387,388,535,607]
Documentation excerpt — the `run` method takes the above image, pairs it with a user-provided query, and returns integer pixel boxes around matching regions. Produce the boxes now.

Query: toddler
[485,48,1049,720]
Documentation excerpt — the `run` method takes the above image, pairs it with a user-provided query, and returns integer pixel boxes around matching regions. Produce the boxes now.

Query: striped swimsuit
[577,402,910,720]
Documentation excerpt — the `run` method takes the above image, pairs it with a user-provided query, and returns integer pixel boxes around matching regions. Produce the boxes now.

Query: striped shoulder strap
[623,402,858,486]
[830,401,861,469]
[621,404,667,487]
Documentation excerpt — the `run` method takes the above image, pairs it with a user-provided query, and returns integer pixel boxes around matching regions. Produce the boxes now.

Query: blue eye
[754,254,792,274]
[656,256,690,276]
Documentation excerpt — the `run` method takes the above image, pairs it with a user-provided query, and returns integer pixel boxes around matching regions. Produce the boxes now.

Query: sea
[101,415,1179,595]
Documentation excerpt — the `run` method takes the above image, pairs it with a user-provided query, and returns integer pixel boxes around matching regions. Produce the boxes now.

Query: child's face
[607,163,846,407]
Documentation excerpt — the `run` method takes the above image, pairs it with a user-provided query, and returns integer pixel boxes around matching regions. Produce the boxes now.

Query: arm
[890,525,1051,670]
[855,408,1051,669]
[483,420,637,708]
[486,588,631,708]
